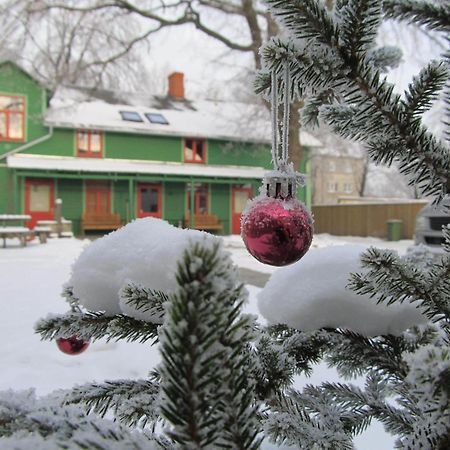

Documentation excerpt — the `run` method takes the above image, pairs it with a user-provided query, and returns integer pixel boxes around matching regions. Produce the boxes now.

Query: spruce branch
[384,0,450,34]
[159,240,261,449]
[119,281,168,324]
[338,0,382,56]
[349,247,450,330]
[267,0,338,46]
[318,380,414,436]
[264,0,450,198]
[264,391,354,449]
[64,379,161,429]
[326,330,409,379]
[0,390,159,449]
[35,311,160,344]
[403,60,449,120]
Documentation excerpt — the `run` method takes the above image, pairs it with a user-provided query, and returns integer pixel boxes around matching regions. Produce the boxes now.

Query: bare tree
[1,0,153,92]
[24,0,307,170]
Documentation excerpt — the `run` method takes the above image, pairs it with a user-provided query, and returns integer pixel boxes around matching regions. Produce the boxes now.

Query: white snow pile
[258,245,426,336]
[70,218,218,318]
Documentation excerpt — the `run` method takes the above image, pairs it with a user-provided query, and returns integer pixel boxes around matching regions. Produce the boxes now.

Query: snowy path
[0,234,407,448]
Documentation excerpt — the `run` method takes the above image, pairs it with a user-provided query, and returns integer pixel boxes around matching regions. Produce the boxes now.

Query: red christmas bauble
[56,336,90,355]
[241,196,313,266]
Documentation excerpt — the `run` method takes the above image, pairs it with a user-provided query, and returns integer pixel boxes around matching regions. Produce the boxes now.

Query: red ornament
[56,336,90,355]
[241,196,313,266]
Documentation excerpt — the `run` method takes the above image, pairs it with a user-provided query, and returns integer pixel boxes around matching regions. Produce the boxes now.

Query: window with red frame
[0,94,25,141]
[184,138,205,163]
[77,130,103,157]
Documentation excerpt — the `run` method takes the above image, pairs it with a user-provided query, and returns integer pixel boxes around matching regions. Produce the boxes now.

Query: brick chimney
[168,72,184,99]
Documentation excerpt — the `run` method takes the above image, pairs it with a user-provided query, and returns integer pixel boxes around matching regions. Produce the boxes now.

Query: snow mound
[258,245,426,337]
[70,218,218,316]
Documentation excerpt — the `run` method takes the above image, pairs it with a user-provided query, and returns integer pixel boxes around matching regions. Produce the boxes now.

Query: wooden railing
[311,201,428,239]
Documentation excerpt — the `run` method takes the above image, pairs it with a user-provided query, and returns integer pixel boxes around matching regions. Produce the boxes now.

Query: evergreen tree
[1,1,449,449]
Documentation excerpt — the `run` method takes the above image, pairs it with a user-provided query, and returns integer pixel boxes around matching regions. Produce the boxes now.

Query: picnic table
[0,226,33,248]
[0,214,31,226]
[0,215,51,247]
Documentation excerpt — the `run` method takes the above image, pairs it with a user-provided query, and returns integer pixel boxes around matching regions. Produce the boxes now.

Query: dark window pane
[195,141,204,161]
[141,188,158,213]
[78,131,89,151]
[145,113,169,124]
[120,111,143,122]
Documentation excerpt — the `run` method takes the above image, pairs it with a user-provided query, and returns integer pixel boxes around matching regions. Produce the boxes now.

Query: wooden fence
[311,201,428,239]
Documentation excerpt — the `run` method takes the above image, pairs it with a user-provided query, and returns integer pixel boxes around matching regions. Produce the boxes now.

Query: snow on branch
[0,389,161,449]
[264,390,355,449]
[35,311,160,344]
[64,379,161,429]
[258,245,426,337]
[349,247,450,332]
[159,241,261,449]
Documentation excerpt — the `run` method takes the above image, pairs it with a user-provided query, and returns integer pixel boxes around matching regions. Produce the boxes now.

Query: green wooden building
[0,61,320,235]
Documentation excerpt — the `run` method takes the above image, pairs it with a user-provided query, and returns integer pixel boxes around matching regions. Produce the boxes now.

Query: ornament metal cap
[263,164,307,200]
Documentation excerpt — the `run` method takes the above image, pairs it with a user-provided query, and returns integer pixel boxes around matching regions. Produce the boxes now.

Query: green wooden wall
[113,181,129,223]
[57,178,83,235]
[105,133,181,161]
[0,166,10,213]
[210,184,230,235]
[208,139,271,168]
[0,62,48,160]
[24,128,76,157]
[164,182,185,227]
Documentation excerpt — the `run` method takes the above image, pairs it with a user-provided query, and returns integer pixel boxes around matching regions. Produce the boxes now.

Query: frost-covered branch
[0,390,162,449]
[64,379,161,429]
[159,241,261,449]
[349,247,450,330]
[384,0,450,33]
[35,311,160,344]
[260,0,450,198]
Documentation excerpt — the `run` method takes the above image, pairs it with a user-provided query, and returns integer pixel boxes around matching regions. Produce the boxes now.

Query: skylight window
[120,111,143,122]
[145,113,169,125]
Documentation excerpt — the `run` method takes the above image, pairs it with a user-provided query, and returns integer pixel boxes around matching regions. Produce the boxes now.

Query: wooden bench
[81,213,122,233]
[0,227,34,248]
[184,213,223,232]
[33,226,52,244]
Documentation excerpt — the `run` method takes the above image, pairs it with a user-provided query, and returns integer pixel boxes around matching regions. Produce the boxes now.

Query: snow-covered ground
[0,232,412,448]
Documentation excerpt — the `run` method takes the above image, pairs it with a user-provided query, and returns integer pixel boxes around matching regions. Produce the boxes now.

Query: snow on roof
[7,154,266,180]
[46,86,322,147]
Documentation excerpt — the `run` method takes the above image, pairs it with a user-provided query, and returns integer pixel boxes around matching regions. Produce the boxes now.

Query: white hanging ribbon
[282,60,291,165]
[270,60,291,172]
[270,69,279,170]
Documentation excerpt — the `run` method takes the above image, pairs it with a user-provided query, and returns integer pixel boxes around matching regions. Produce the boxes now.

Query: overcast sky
[143,18,446,102]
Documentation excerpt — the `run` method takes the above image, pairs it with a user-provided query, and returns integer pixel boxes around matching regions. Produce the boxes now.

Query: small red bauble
[56,336,90,355]
[241,196,313,266]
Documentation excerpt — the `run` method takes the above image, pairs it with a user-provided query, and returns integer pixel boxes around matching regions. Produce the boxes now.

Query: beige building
[311,154,365,205]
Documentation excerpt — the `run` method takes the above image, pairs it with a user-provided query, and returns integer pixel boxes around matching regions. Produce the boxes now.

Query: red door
[232,186,253,234]
[85,180,111,214]
[137,184,162,218]
[25,178,55,229]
